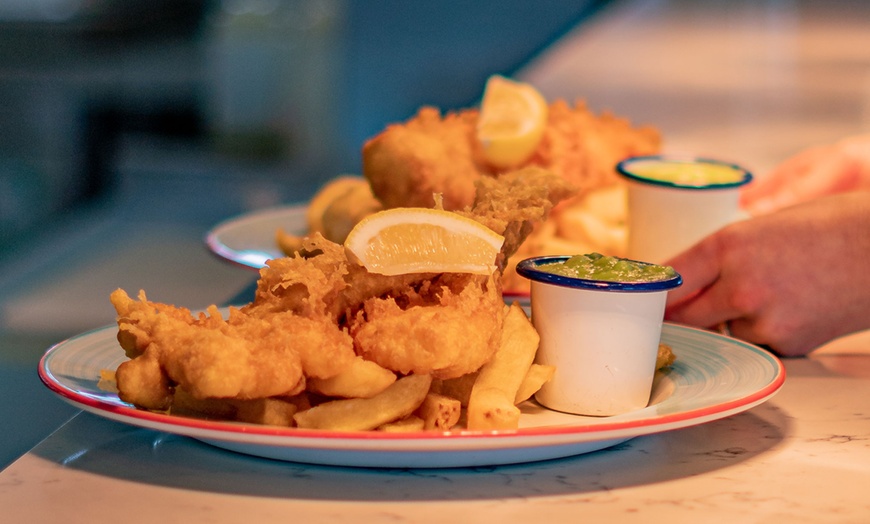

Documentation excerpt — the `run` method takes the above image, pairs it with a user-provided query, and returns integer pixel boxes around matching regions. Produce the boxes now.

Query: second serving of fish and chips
[107,76,676,432]
[279,74,661,294]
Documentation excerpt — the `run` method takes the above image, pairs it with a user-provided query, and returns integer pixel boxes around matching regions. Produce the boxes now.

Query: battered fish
[351,273,504,380]
[362,100,660,212]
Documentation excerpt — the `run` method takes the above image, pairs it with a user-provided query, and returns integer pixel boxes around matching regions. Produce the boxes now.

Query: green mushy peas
[539,253,677,283]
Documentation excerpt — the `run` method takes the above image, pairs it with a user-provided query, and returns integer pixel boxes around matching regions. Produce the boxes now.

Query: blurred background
[2,0,870,469]
[0,0,602,251]
[0,0,603,329]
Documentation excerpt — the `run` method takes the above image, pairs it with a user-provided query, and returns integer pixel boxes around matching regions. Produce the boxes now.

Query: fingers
[726,316,819,358]
[665,279,741,330]
[723,317,759,345]
[770,156,854,207]
[740,146,826,207]
[663,236,723,307]
[663,231,749,329]
[741,145,857,215]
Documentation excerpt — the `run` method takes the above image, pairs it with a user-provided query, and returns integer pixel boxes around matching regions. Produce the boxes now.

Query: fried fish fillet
[350,273,504,379]
[111,290,344,410]
[363,106,482,211]
[362,100,660,212]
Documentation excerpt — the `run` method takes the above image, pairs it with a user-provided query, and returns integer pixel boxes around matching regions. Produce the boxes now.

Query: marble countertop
[3,0,870,522]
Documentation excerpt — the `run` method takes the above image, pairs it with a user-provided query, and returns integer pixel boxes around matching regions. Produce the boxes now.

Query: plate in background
[205,205,306,270]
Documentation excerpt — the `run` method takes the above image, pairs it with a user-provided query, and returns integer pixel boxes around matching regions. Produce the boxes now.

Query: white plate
[39,323,784,468]
[205,205,307,270]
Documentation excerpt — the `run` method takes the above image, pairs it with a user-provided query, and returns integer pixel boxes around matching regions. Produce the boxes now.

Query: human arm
[664,192,870,357]
[740,135,870,215]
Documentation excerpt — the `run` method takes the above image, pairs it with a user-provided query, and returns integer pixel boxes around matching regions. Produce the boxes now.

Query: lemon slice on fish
[344,208,505,276]
[476,75,548,169]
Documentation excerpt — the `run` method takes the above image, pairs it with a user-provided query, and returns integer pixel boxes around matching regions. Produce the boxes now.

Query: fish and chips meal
[110,169,581,431]
[106,76,676,432]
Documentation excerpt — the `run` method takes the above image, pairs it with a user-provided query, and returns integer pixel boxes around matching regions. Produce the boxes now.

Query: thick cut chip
[476,75,548,169]
[293,374,432,431]
[431,372,478,407]
[378,416,426,432]
[514,364,556,404]
[467,302,541,431]
[344,207,505,276]
[306,175,368,233]
[417,393,461,430]
[307,356,397,399]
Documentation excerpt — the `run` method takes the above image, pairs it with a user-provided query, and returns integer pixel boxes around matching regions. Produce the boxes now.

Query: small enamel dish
[616,155,753,263]
[517,255,682,416]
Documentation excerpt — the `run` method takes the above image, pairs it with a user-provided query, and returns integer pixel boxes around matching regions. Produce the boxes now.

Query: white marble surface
[1,354,868,523]
[3,0,870,522]
[520,0,870,175]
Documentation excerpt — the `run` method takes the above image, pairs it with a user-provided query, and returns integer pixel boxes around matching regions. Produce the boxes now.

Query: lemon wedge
[476,75,548,169]
[344,208,505,276]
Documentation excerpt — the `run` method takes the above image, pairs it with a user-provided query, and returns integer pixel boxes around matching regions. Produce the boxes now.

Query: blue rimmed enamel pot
[517,254,682,416]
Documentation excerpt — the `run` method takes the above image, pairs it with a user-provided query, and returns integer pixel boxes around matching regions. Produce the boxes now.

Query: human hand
[740,135,870,215]
[664,192,870,357]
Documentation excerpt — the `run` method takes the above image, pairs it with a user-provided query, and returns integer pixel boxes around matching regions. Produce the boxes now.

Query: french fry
[468,388,519,430]
[306,175,365,233]
[537,234,595,259]
[430,371,478,407]
[170,387,239,420]
[656,343,676,370]
[277,176,383,251]
[378,416,425,432]
[556,208,625,254]
[276,228,306,256]
[467,302,540,430]
[293,374,432,431]
[580,183,628,225]
[514,363,555,404]
[169,387,308,427]
[417,393,461,430]
[234,396,303,426]
[308,356,396,398]
[320,181,383,243]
